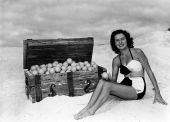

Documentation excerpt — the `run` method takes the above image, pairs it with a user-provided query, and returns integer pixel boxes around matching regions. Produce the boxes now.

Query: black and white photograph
[0,0,169,122]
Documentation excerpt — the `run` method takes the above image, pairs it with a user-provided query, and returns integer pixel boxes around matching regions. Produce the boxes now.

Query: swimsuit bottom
[120,77,146,100]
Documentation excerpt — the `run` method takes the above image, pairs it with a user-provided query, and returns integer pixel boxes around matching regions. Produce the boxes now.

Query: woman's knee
[102,81,112,91]
[95,79,105,89]
[98,79,112,89]
[98,79,106,85]
[99,78,111,83]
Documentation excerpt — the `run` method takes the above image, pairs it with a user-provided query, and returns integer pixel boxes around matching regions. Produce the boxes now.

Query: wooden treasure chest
[23,37,106,103]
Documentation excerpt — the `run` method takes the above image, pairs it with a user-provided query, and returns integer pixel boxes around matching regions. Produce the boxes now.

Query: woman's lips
[119,44,124,47]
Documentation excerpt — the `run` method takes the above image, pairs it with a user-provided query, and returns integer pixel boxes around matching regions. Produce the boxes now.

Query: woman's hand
[108,73,112,81]
[101,72,113,81]
[153,93,168,105]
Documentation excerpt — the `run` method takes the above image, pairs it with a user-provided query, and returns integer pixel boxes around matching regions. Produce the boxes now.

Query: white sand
[0,31,170,122]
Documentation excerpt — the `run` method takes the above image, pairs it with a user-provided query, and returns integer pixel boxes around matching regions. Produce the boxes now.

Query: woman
[74,29,167,120]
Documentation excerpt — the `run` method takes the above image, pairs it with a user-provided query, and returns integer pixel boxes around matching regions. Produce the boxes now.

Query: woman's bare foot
[74,106,88,118]
[74,106,89,119]
[74,110,94,120]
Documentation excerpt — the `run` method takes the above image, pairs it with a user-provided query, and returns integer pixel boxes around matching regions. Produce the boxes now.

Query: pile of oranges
[25,58,98,76]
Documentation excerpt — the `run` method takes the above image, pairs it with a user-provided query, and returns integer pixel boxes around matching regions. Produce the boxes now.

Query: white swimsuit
[127,60,145,94]
[119,49,146,99]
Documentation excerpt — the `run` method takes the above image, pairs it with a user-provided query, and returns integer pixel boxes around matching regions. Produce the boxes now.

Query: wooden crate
[23,37,106,103]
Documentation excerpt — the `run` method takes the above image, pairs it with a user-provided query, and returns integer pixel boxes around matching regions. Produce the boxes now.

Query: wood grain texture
[23,37,93,69]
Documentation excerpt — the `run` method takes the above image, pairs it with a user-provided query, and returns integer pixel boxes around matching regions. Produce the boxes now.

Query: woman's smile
[119,43,124,47]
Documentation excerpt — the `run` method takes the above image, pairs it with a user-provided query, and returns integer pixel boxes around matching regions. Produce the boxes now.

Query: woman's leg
[74,79,106,117]
[85,79,106,107]
[76,82,138,119]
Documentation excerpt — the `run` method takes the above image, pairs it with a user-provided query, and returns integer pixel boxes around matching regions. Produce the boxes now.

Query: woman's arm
[136,48,167,105]
[109,56,119,82]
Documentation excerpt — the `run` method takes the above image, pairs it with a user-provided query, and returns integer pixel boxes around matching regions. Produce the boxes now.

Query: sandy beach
[0,31,170,122]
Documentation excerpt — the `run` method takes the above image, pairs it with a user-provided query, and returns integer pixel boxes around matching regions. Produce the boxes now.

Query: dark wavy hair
[110,29,134,54]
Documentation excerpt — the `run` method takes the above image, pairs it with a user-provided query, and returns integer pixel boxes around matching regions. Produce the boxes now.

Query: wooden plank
[41,84,69,96]
[72,74,98,79]
[42,93,49,99]
[23,40,28,69]
[32,75,42,102]
[41,82,68,89]
[30,87,36,96]
[73,79,98,85]
[41,73,67,83]
[27,37,93,46]
[28,45,68,50]
[27,76,35,86]
[23,37,94,69]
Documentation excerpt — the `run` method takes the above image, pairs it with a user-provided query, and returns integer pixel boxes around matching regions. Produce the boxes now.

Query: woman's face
[114,33,127,50]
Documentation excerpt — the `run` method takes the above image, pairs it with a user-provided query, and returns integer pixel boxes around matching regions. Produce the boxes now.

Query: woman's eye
[121,38,125,41]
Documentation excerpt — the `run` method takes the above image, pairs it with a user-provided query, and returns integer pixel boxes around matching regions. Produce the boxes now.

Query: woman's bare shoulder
[131,48,145,56]
[131,48,148,61]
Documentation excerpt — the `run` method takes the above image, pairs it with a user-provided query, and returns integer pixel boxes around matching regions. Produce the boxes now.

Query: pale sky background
[0,0,170,47]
